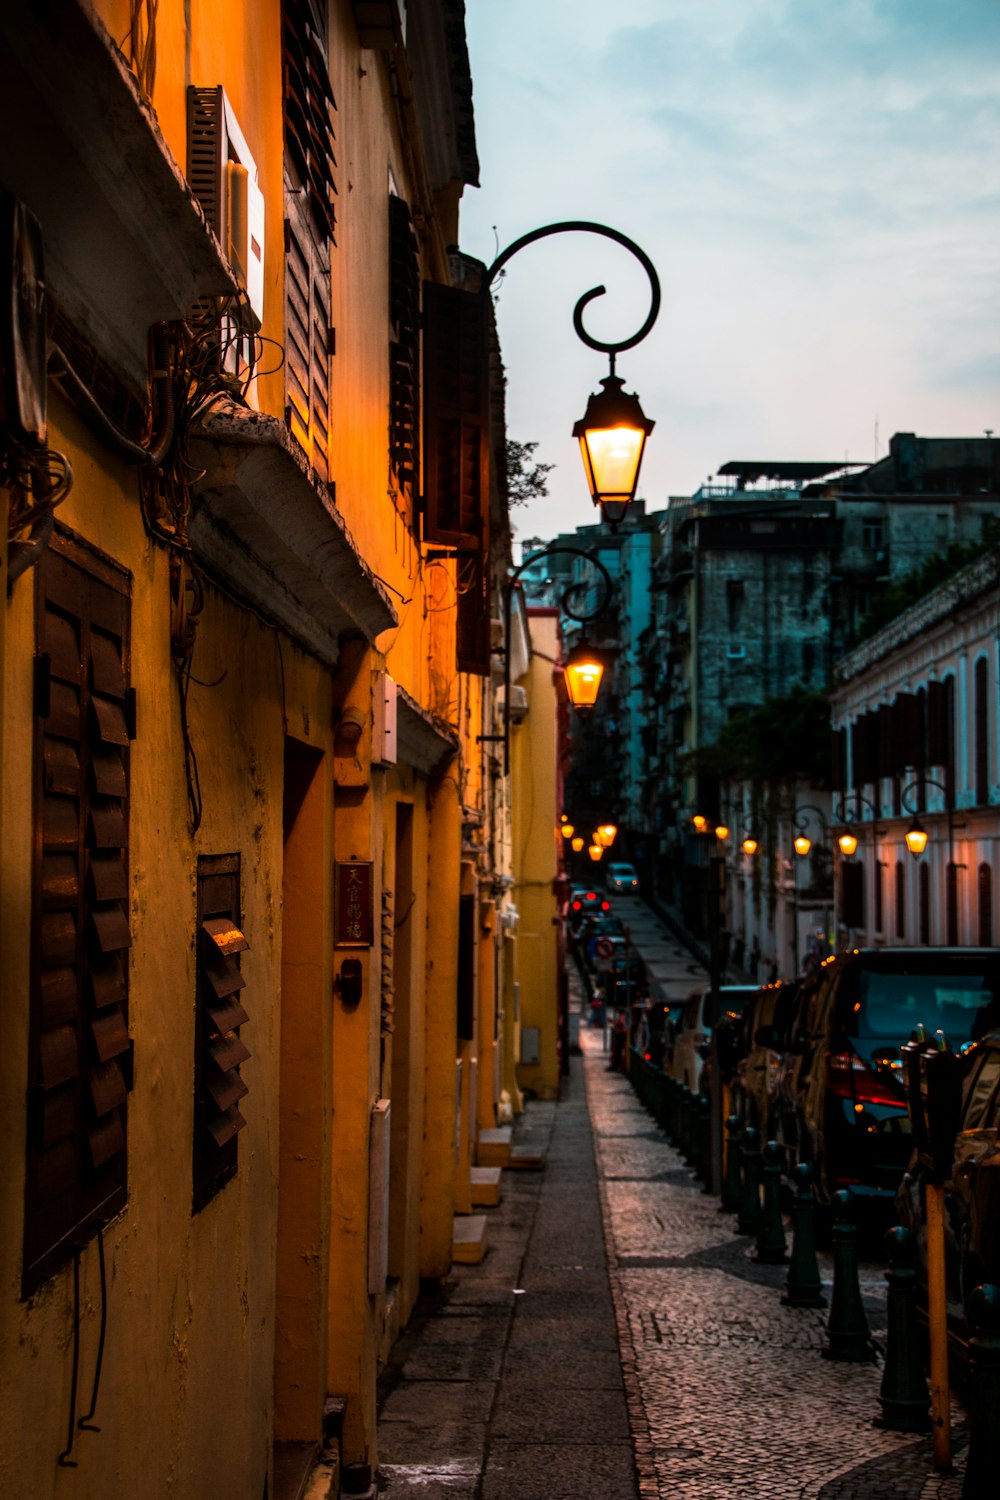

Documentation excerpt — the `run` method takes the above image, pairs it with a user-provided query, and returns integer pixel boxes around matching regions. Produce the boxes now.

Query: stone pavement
[376,968,971,1499]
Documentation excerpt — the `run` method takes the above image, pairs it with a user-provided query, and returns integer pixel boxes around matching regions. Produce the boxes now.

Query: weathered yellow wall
[2,0,485,1486]
[511,613,561,1099]
[0,382,336,1496]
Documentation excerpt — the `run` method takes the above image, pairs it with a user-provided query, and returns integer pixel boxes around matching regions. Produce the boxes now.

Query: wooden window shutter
[831,726,847,794]
[975,656,989,806]
[283,209,332,481]
[456,549,490,676]
[456,893,475,1042]
[193,854,250,1212]
[422,281,490,547]
[926,679,949,769]
[388,195,420,498]
[281,0,338,245]
[841,860,865,931]
[25,529,133,1294]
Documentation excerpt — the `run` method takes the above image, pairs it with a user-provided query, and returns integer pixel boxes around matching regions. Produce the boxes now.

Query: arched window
[947,861,960,946]
[895,860,905,939]
[975,656,990,806]
[979,862,993,946]
[919,863,930,945]
[874,860,885,933]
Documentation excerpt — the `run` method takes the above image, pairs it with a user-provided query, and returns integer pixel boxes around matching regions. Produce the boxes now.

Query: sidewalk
[376,1027,970,1500]
[377,1041,637,1500]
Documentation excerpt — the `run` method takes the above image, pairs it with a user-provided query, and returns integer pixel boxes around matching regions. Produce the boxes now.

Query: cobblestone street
[377,934,973,1498]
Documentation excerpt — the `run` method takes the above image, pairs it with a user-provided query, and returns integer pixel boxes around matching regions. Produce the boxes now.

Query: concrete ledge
[509,1145,544,1171]
[477,1127,512,1166]
[451,1214,488,1264]
[470,1166,502,1206]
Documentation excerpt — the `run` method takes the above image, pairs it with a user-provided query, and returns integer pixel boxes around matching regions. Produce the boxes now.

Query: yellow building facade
[0,2,515,1496]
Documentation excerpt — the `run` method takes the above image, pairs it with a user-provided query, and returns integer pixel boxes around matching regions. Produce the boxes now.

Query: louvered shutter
[283,204,332,480]
[388,195,420,496]
[281,0,337,245]
[193,855,250,1211]
[422,282,489,547]
[25,530,132,1293]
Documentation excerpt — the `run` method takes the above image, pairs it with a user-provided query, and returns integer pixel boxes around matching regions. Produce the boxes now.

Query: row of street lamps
[560,815,617,861]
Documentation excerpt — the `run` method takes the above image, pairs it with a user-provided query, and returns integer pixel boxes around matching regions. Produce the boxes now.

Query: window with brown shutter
[389,194,420,507]
[282,0,336,479]
[24,528,133,1295]
[975,655,989,806]
[422,281,489,548]
[193,854,250,1212]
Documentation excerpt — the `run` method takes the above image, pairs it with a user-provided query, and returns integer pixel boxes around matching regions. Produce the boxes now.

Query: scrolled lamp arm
[500,546,613,774]
[483,221,661,364]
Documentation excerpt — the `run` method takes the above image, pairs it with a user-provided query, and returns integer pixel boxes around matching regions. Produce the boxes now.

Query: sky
[459,0,1000,540]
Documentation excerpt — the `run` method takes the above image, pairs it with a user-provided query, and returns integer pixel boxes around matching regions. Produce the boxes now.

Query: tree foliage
[854,525,1000,644]
[506,439,554,508]
[681,688,832,786]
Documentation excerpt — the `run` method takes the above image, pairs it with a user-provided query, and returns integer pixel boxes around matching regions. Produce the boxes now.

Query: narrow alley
[375,955,970,1500]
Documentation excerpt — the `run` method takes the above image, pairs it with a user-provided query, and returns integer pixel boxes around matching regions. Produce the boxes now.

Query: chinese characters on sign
[335,862,374,946]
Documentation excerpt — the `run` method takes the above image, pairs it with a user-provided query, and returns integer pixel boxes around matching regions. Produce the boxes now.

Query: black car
[777,948,1000,1206]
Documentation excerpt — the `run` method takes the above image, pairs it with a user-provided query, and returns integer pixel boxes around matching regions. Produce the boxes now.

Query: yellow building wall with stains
[0,0,486,1494]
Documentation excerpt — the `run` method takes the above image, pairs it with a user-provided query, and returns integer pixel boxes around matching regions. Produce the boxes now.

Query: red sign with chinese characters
[335,862,374,946]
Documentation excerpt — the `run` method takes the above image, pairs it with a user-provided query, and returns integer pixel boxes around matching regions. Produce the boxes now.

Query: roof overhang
[190,403,398,664]
[717,460,866,483]
[396,684,459,775]
[0,1,235,394]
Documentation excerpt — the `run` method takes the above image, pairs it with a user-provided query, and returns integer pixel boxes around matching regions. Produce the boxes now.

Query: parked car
[567,885,610,932]
[606,861,639,892]
[776,948,1000,1207]
[897,1025,1000,1353]
[671,984,758,1091]
[730,981,801,1134]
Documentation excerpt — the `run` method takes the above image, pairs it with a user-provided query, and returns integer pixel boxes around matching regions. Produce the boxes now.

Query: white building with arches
[830,551,1000,950]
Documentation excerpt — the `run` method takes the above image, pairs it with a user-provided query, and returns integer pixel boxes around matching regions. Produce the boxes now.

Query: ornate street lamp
[571,836,585,853]
[741,834,759,857]
[588,843,604,862]
[573,374,654,525]
[560,822,575,839]
[714,824,730,843]
[833,792,879,859]
[691,814,708,834]
[900,776,955,860]
[905,818,929,857]
[562,639,605,713]
[484,221,660,529]
[596,823,618,847]
[489,544,614,773]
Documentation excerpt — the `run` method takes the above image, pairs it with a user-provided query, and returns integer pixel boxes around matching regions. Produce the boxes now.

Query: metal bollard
[737,1126,762,1236]
[666,1077,680,1144]
[679,1085,694,1161]
[963,1284,1000,1500]
[875,1226,929,1432]
[782,1162,825,1308]
[696,1095,712,1188]
[822,1189,875,1362]
[721,1115,742,1213]
[754,1140,788,1263]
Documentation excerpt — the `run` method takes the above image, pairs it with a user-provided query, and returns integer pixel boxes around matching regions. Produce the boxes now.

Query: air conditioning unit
[506,684,529,725]
[187,86,265,327]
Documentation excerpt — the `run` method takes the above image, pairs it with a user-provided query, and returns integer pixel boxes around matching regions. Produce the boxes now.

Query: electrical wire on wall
[125,0,158,104]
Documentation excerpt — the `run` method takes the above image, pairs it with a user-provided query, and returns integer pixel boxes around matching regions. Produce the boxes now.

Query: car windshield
[851,966,1000,1049]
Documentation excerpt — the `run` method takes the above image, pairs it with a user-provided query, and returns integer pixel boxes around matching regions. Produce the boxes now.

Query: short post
[680,1086,695,1161]
[696,1095,712,1189]
[666,1077,680,1144]
[754,1140,787,1263]
[963,1284,1000,1500]
[782,1163,825,1308]
[822,1189,875,1362]
[721,1115,742,1213]
[875,1226,929,1432]
[737,1126,761,1236]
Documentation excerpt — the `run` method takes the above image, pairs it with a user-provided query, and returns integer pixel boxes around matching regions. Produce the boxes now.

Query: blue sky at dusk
[461,0,1000,537]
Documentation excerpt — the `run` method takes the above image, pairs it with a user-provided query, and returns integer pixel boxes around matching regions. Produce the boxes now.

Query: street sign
[595,937,616,959]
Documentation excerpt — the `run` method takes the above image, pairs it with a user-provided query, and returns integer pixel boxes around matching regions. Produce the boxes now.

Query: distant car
[606,862,639,891]
[897,1025,1000,1351]
[776,948,1000,1206]
[567,886,609,929]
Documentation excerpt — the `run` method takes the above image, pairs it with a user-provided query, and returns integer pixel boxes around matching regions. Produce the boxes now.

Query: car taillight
[571,900,582,911]
[601,900,610,911]
[825,1051,904,1107]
